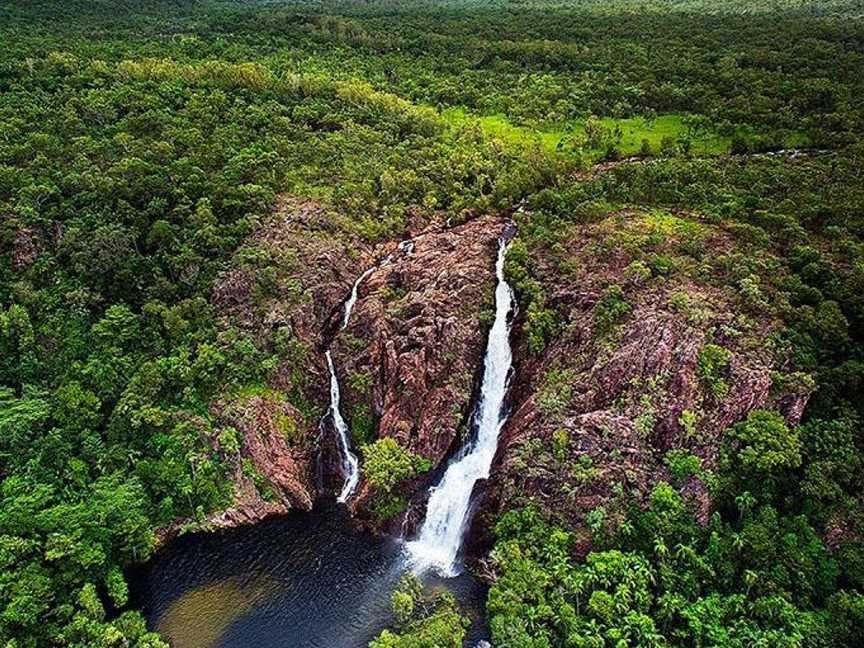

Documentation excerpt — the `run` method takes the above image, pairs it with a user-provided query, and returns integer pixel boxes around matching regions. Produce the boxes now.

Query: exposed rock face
[4,218,62,270]
[212,196,373,353]
[475,208,813,555]
[11,226,43,270]
[206,198,376,527]
[203,198,509,531]
[207,393,316,528]
[196,198,812,548]
[331,215,507,519]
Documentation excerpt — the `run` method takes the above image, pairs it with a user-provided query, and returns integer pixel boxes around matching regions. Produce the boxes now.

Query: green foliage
[488,508,665,648]
[727,409,802,475]
[351,403,377,447]
[362,438,419,494]
[697,343,732,399]
[678,409,699,441]
[535,367,574,420]
[370,574,465,648]
[488,484,844,648]
[367,494,408,524]
[594,284,632,336]
[505,237,559,353]
[1,1,863,646]
[361,438,431,522]
[798,416,861,518]
[551,427,569,463]
[664,448,702,485]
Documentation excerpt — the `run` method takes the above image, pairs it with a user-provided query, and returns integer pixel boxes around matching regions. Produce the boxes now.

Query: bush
[728,409,801,475]
[594,285,632,336]
[697,343,732,398]
[664,448,702,484]
[370,575,465,648]
[362,437,419,493]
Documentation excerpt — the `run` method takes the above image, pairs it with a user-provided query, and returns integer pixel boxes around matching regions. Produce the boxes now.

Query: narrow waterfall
[326,350,360,503]
[324,243,409,503]
[325,266,375,503]
[342,267,376,328]
[407,228,516,576]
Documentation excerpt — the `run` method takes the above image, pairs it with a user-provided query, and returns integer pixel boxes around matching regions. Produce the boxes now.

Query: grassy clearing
[613,114,729,155]
[442,107,734,157]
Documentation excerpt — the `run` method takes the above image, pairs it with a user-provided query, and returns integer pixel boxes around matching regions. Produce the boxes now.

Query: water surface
[137,503,488,648]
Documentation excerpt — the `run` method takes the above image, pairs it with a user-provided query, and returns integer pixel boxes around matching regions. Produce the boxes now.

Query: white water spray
[407,229,515,576]
[341,267,376,328]
[325,266,373,503]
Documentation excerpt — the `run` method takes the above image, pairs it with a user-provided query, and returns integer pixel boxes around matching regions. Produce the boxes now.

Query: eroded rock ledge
[191,198,508,533]
[332,214,505,518]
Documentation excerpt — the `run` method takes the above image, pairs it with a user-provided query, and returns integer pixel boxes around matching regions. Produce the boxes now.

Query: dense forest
[0,0,862,646]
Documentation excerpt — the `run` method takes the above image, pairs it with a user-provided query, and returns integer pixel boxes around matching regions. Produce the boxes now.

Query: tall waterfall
[326,350,360,503]
[407,229,516,576]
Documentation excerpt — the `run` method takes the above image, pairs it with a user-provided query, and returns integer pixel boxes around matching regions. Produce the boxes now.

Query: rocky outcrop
[191,197,813,548]
[212,196,373,354]
[11,226,43,270]
[330,215,507,518]
[3,217,63,270]
[207,393,316,528]
[474,208,813,555]
[202,197,510,530]
[205,197,376,527]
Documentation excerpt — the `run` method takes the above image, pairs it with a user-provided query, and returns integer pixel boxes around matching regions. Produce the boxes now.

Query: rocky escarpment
[204,197,376,527]
[201,198,508,530]
[330,215,507,523]
[193,197,813,551]
[470,207,813,557]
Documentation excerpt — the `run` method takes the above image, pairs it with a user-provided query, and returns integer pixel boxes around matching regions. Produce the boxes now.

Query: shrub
[371,576,465,648]
[594,285,631,336]
[664,448,702,484]
[678,409,699,440]
[362,437,418,493]
[552,427,569,462]
[536,367,574,419]
[697,343,732,398]
[624,259,652,285]
[368,494,407,523]
[728,409,801,475]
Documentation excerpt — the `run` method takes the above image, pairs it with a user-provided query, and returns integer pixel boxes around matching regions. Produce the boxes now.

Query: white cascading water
[326,242,412,502]
[407,230,515,576]
[326,265,374,503]
[326,349,360,503]
[341,267,376,328]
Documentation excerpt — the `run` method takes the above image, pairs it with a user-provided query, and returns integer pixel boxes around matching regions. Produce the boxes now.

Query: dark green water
[136,502,488,648]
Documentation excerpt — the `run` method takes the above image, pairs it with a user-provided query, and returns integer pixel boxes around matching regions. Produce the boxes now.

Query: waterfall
[407,228,516,576]
[341,267,376,328]
[325,265,374,503]
[324,264,376,503]
[326,350,360,503]
[324,241,412,503]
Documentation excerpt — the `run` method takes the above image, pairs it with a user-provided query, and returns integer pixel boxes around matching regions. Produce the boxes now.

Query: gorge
[140,222,515,647]
[144,197,822,647]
